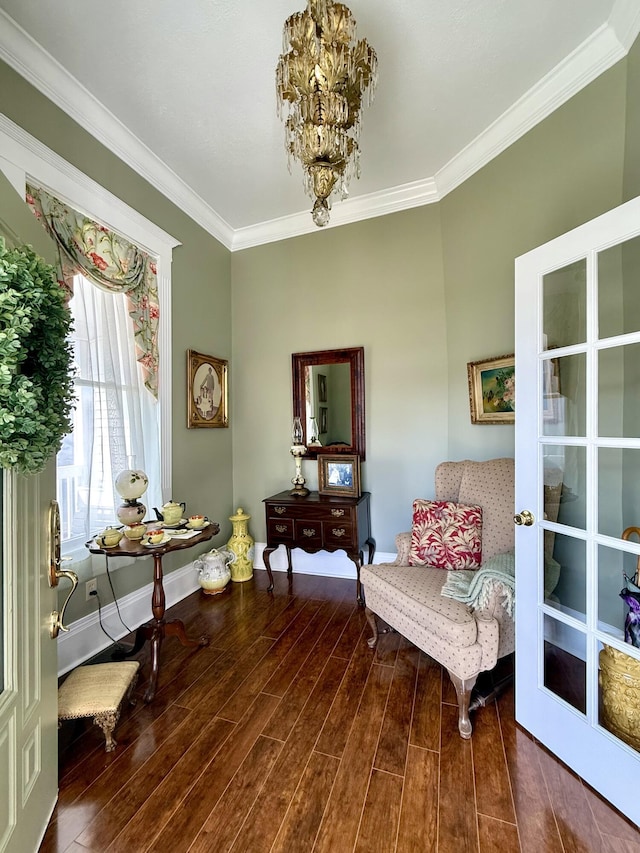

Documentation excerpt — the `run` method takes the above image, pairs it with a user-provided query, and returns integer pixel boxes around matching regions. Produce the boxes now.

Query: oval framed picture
[187,349,228,428]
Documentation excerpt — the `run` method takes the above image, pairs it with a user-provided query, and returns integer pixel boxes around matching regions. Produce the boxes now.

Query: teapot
[154,500,186,526]
[193,548,235,595]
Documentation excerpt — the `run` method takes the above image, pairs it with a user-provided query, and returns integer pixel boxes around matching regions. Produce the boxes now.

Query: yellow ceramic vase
[227,507,254,582]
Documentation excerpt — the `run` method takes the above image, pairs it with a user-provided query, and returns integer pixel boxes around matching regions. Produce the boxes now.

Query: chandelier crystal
[276,0,378,227]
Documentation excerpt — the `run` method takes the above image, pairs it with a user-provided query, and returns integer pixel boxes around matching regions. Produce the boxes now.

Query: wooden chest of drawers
[263,491,375,604]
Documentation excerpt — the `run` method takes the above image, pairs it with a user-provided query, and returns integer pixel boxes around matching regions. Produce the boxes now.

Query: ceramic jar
[227,507,254,582]
[599,644,640,751]
[117,500,146,526]
[193,548,233,595]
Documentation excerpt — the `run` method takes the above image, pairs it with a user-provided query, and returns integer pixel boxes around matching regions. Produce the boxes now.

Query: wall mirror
[292,347,366,460]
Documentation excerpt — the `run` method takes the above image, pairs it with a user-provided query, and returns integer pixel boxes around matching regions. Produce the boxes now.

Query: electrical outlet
[85,578,98,601]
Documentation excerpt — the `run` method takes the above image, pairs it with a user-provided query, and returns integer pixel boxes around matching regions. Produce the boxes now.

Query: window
[57,274,162,560]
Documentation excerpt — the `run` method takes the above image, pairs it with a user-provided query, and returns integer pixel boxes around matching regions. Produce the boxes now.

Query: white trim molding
[1,5,638,250]
[253,542,396,580]
[57,560,200,676]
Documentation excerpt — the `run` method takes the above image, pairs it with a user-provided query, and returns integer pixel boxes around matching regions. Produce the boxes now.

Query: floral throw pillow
[409,500,483,570]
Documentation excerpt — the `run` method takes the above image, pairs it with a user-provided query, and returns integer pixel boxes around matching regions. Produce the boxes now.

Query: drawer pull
[332,528,346,537]
[274,506,286,515]
[275,524,287,533]
[302,528,317,537]
[331,508,345,517]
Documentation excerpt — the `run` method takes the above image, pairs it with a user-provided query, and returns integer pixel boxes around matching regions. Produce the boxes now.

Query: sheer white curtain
[57,274,162,559]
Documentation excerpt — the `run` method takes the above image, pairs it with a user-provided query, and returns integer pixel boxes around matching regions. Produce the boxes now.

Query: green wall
[0,61,233,621]
[231,55,629,552]
[441,62,626,462]
[1,36,637,574]
[231,207,448,548]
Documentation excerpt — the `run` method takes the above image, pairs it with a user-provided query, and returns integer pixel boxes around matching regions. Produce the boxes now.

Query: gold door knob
[514,510,535,526]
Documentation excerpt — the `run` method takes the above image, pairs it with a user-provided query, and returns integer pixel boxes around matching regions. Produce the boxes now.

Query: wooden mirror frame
[292,346,366,460]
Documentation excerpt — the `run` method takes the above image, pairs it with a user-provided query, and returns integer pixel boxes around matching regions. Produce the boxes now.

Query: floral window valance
[25,184,160,397]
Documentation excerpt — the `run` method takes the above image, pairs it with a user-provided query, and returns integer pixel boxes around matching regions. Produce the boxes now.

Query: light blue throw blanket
[441,551,516,616]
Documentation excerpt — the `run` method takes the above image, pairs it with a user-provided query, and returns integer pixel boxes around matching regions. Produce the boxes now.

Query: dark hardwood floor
[41,569,640,852]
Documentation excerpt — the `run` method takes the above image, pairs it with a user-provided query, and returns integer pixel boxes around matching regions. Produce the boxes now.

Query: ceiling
[1,1,639,250]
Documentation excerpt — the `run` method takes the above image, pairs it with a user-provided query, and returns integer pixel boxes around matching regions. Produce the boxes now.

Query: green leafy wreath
[0,240,75,475]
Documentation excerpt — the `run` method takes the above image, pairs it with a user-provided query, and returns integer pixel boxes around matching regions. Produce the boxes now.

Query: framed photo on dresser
[318,454,361,498]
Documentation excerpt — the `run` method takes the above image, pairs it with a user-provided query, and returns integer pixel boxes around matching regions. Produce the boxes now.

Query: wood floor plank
[478,814,521,853]
[56,702,197,816]
[581,781,640,844]
[536,743,605,853]
[270,751,340,853]
[261,603,355,742]
[472,699,516,824]
[188,735,284,853]
[104,715,235,853]
[374,645,420,776]
[56,677,197,792]
[497,691,564,853]
[216,600,324,720]
[332,603,367,660]
[314,645,375,758]
[144,692,282,853]
[601,835,640,853]
[396,745,438,853]
[263,601,340,697]
[313,663,394,853]
[409,652,442,752]
[75,708,233,850]
[227,655,349,853]
[437,704,478,853]
[176,635,275,710]
[354,769,404,853]
[261,595,309,639]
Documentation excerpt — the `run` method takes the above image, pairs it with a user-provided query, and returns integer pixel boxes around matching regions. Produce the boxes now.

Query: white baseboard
[57,559,200,676]
[57,544,396,675]
[252,542,396,578]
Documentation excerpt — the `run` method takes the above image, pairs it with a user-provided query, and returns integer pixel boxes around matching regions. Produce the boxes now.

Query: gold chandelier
[276,0,378,227]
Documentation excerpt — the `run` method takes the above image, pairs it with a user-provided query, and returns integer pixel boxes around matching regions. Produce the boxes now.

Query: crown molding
[1,5,638,251]
[0,9,234,250]
[231,177,439,250]
[435,19,630,198]
[609,0,640,50]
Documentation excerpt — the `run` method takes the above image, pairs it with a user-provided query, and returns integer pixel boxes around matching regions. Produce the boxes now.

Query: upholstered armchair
[361,458,515,738]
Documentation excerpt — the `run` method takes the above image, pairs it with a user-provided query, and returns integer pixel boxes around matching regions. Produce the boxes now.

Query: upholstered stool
[58,661,139,752]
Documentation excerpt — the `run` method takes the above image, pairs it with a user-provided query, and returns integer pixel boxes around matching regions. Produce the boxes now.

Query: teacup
[97,527,123,548]
[188,515,206,529]
[146,529,165,545]
[124,522,147,540]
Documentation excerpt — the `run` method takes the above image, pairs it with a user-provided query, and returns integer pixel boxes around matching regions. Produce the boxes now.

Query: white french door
[515,195,640,825]
[0,465,59,853]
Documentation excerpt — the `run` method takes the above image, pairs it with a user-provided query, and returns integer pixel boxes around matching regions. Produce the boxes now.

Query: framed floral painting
[467,354,515,424]
[187,349,228,428]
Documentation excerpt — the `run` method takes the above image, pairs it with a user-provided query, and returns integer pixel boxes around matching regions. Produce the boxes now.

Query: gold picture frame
[467,354,515,424]
[318,454,361,498]
[187,349,228,428]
